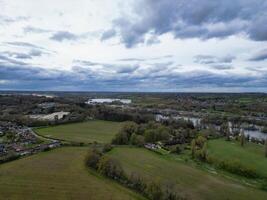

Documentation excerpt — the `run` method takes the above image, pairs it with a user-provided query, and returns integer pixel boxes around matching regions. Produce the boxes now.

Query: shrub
[130,133,145,147]
[216,159,258,178]
[103,143,113,153]
[85,148,102,169]
[145,181,163,200]
[112,130,129,144]
[97,156,125,180]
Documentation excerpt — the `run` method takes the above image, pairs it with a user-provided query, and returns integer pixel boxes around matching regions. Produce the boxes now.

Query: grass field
[108,147,267,200]
[207,138,267,177]
[35,120,124,143]
[0,147,145,200]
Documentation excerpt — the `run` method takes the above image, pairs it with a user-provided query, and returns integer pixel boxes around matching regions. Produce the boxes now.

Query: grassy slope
[35,120,124,143]
[208,138,267,177]
[0,147,145,200]
[109,147,267,200]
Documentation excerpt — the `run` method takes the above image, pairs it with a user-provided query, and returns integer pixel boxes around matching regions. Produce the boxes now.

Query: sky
[0,0,266,92]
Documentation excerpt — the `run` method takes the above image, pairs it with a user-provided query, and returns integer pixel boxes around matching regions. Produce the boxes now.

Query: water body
[155,114,267,140]
[86,98,132,104]
[244,129,267,140]
[155,114,201,126]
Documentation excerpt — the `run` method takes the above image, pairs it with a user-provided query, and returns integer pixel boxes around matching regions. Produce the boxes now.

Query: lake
[86,98,132,104]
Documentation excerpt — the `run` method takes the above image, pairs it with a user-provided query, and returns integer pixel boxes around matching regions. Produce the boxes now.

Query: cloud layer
[0,0,266,92]
[109,0,267,47]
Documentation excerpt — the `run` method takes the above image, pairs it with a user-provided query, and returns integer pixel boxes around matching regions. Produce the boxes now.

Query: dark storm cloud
[194,55,235,64]
[249,49,267,61]
[108,0,267,47]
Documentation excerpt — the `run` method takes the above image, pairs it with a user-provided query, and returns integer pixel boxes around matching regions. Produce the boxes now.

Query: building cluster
[0,121,60,160]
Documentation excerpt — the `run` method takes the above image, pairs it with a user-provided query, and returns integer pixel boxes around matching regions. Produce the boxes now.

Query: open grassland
[35,120,124,143]
[207,138,267,177]
[0,147,145,200]
[108,147,267,200]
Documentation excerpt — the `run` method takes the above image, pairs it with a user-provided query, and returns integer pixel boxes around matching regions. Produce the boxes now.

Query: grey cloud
[101,29,116,41]
[49,31,96,42]
[6,42,46,50]
[0,54,27,66]
[2,49,44,60]
[194,55,235,64]
[50,31,79,42]
[1,60,266,91]
[110,0,267,47]
[117,55,173,62]
[117,58,146,62]
[249,49,267,61]
[0,15,29,24]
[210,64,233,70]
[146,35,160,46]
[23,26,51,33]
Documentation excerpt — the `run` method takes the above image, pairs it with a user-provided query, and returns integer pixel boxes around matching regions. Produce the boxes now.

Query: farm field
[207,138,267,177]
[35,120,124,143]
[0,147,145,200]
[108,147,267,200]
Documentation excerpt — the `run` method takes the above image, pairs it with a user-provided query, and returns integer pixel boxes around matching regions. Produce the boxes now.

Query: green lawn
[0,147,145,200]
[208,138,267,177]
[108,147,267,200]
[35,120,124,143]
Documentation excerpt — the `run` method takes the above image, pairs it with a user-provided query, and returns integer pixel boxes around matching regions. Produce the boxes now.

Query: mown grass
[207,138,267,177]
[108,147,267,200]
[35,120,124,143]
[0,147,145,200]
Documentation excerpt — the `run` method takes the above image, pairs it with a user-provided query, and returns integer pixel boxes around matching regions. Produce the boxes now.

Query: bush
[97,156,125,180]
[112,130,129,144]
[213,158,259,178]
[85,149,102,169]
[130,133,145,147]
[103,143,113,153]
[145,181,163,200]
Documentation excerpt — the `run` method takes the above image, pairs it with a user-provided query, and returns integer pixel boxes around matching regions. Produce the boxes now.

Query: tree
[130,133,145,147]
[97,156,125,180]
[112,122,138,145]
[201,142,208,161]
[144,129,157,143]
[112,131,129,145]
[191,139,196,158]
[85,149,102,169]
[145,181,163,200]
[221,122,230,140]
[240,129,245,147]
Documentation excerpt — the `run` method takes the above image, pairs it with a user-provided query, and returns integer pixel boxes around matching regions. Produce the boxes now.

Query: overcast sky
[0,0,266,92]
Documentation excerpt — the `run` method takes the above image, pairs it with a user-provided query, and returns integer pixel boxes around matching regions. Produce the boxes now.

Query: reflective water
[86,98,132,104]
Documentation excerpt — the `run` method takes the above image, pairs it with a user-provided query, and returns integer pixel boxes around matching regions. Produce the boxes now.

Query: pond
[86,98,132,104]
[155,114,267,140]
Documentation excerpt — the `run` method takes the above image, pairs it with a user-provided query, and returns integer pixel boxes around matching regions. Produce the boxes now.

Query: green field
[0,147,145,200]
[207,138,267,177]
[108,147,267,200]
[35,120,124,143]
